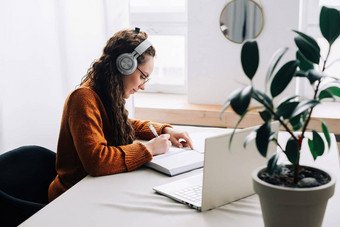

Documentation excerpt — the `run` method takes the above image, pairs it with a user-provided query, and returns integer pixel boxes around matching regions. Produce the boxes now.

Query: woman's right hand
[144,134,171,156]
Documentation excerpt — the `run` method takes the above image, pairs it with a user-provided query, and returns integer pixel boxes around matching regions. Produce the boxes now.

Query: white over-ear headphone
[116,38,152,75]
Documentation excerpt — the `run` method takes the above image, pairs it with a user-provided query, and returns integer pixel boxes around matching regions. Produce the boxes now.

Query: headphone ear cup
[116,53,138,75]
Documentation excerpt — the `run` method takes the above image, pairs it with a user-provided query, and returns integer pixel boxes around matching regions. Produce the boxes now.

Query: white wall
[187,0,300,105]
[0,0,130,154]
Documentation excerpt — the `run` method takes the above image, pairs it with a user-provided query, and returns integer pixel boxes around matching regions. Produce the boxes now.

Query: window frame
[129,1,188,94]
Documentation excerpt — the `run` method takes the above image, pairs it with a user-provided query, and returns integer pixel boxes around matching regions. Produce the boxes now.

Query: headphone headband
[134,39,152,56]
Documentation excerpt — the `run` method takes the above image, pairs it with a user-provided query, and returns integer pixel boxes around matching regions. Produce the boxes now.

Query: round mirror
[219,0,264,43]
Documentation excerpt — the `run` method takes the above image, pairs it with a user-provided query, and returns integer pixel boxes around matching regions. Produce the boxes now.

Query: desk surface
[22,126,340,227]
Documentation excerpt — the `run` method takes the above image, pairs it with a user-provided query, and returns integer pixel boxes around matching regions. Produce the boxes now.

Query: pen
[148,123,159,137]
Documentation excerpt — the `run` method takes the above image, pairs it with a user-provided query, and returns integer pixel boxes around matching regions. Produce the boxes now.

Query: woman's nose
[138,84,145,90]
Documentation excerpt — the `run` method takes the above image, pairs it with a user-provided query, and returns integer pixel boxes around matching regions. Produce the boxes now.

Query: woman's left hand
[162,127,194,150]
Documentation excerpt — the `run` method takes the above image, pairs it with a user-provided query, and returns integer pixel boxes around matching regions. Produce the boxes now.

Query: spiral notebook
[142,130,225,176]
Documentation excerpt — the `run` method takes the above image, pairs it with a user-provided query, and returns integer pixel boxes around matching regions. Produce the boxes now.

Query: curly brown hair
[81,29,156,146]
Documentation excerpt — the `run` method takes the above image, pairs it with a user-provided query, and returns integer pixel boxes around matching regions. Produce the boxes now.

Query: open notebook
[140,130,225,176]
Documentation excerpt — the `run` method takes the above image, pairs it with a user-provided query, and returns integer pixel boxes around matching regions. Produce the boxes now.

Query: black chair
[0,146,57,227]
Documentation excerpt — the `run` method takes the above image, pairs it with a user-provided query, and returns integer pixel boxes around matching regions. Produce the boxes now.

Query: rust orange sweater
[48,87,171,202]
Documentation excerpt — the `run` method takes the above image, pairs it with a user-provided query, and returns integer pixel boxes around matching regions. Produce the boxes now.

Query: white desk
[21,126,340,227]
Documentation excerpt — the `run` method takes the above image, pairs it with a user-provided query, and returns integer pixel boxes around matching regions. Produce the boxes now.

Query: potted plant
[220,6,340,227]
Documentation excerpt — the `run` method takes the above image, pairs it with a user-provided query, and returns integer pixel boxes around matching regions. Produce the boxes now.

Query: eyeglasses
[137,67,150,85]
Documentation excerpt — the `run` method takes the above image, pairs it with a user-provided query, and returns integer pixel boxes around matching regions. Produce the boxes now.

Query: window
[130,0,187,94]
[298,0,340,98]
[301,0,340,80]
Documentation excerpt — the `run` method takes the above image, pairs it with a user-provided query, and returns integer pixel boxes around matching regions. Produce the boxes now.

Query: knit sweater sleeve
[130,119,173,140]
[66,88,153,176]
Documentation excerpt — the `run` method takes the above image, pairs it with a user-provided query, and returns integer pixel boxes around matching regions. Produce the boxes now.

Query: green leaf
[230,86,253,115]
[277,95,299,106]
[252,89,273,109]
[243,130,257,149]
[325,86,340,97]
[267,153,279,175]
[294,36,320,64]
[318,89,335,101]
[241,40,259,80]
[266,47,288,84]
[293,30,321,52]
[220,99,231,120]
[285,137,299,164]
[308,130,325,160]
[321,121,331,149]
[307,70,323,84]
[220,88,243,119]
[289,113,304,131]
[318,86,340,101]
[296,51,314,72]
[259,109,272,121]
[270,60,299,98]
[255,122,271,157]
[276,101,299,119]
[290,99,320,119]
[320,6,340,45]
[228,110,249,150]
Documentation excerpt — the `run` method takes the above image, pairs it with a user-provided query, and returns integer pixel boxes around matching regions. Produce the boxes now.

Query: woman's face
[122,55,154,99]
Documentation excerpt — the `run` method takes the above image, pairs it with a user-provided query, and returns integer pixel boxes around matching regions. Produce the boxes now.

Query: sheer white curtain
[0,0,130,154]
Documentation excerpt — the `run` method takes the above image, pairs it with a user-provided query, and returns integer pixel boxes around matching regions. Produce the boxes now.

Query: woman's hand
[144,134,172,156]
[163,127,194,150]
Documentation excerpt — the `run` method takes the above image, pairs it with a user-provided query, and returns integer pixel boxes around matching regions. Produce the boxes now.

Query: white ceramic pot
[252,166,336,227]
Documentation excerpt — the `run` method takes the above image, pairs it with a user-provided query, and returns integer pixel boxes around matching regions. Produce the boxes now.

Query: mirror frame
[219,0,265,44]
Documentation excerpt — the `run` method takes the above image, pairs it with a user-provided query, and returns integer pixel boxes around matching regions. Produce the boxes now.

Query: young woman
[48,28,193,202]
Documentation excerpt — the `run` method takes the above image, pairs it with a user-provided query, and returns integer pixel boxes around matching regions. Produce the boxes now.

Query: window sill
[134,93,264,128]
[134,93,340,136]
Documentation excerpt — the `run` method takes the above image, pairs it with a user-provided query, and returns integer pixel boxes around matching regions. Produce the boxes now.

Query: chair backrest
[0,146,57,204]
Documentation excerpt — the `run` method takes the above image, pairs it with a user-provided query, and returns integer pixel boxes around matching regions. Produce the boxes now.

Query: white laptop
[153,122,279,211]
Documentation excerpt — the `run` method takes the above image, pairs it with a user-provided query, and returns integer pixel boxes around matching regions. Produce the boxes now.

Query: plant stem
[294,44,331,184]
[252,92,299,142]
[301,43,330,140]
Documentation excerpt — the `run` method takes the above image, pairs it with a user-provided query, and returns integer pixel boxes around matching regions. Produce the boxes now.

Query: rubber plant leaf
[318,89,335,101]
[267,153,279,175]
[266,47,288,85]
[308,130,325,160]
[289,113,304,131]
[285,137,299,164]
[296,50,314,72]
[230,85,253,116]
[220,88,241,119]
[228,109,249,150]
[307,70,323,84]
[290,99,320,119]
[259,109,272,121]
[321,121,331,149]
[255,121,270,157]
[320,6,340,45]
[294,36,320,64]
[270,60,299,98]
[275,101,299,120]
[318,86,340,101]
[241,40,259,80]
[323,86,340,97]
[243,130,257,149]
[277,95,299,106]
[293,30,321,53]
[252,89,273,109]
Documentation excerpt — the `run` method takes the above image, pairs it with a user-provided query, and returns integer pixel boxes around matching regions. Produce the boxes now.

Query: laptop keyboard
[174,185,202,203]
